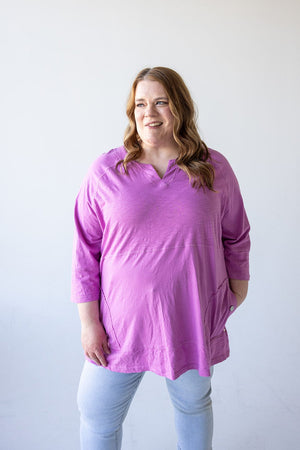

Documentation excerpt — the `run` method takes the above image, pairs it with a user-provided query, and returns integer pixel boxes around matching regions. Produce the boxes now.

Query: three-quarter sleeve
[71,171,103,303]
[221,160,250,280]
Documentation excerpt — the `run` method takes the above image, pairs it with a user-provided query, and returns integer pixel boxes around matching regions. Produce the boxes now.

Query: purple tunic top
[71,146,250,379]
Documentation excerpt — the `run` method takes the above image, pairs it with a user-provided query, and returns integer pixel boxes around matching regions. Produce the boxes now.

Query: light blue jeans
[77,362,213,450]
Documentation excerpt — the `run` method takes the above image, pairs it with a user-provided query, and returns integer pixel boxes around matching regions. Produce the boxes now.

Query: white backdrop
[1,1,300,449]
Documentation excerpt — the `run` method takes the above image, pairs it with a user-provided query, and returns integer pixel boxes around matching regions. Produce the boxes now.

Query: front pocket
[99,289,121,349]
[205,278,237,340]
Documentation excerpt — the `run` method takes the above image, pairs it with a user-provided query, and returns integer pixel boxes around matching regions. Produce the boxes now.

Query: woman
[71,67,250,449]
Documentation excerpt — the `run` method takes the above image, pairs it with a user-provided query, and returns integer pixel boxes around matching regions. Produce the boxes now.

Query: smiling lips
[146,121,163,128]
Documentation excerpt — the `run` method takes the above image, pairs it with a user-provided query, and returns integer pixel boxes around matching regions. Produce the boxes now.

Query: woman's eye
[135,101,168,107]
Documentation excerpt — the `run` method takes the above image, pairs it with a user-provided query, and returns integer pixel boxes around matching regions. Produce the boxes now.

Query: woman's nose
[145,104,156,116]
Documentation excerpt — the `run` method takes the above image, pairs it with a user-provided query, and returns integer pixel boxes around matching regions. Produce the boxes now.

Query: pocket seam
[204,277,233,340]
[100,288,121,348]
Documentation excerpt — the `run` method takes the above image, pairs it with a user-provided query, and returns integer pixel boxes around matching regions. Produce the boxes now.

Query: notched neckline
[134,158,177,180]
[121,146,178,183]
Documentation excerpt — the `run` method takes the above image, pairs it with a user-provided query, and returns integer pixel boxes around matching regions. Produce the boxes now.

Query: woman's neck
[138,145,180,164]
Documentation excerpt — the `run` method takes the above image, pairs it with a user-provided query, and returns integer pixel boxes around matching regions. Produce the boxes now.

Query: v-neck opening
[120,146,178,184]
[134,158,177,181]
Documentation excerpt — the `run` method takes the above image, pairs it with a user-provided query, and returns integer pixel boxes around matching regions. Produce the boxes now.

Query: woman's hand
[229,279,249,308]
[81,321,110,366]
[77,300,110,366]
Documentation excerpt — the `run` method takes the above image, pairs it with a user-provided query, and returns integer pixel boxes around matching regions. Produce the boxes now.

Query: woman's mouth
[146,122,163,128]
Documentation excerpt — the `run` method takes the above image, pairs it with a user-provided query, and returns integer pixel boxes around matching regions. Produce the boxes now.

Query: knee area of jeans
[168,381,212,404]
[80,410,122,435]
[174,396,212,415]
[77,394,113,426]
[77,382,111,419]
[170,385,212,414]
[81,416,122,438]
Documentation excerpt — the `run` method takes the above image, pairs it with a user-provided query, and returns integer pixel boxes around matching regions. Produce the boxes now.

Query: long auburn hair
[116,67,214,190]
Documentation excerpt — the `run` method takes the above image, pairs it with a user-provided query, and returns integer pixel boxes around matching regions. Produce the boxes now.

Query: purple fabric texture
[71,146,250,379]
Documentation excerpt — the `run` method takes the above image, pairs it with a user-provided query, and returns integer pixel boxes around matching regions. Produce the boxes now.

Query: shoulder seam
[91,148,124,207]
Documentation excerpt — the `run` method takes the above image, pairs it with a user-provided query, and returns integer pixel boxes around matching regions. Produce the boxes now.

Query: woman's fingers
[103,339,111,355]
[81,322,111,366]
[86,350,107,367]
[94,350,108,367]
[93,339,110,366]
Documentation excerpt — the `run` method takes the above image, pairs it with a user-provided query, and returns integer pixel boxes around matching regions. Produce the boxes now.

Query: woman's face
[134,79,176,150]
